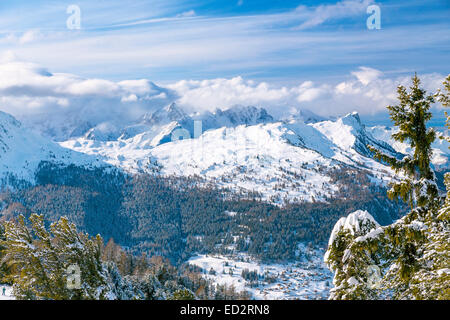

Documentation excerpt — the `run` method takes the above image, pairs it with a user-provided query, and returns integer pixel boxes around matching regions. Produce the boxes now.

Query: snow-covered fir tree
[325,74,450,300]
[1,214,110,299]
[0,214,232,300]
[369,73,439,209]
[436,74,450,144]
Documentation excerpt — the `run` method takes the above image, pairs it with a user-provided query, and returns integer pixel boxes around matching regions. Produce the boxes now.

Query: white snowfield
[0,111,108,184]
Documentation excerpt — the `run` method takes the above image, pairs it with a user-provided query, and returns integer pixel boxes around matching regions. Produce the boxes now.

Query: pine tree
[409,73,450,299]
[170,288,195,300]
[1,214,110,299]
[368,74,438,210]
[0,224,11,283]
[325,74,450,300]
[436,74,450,143]
[406,174,450,299]
[324,211,382,300]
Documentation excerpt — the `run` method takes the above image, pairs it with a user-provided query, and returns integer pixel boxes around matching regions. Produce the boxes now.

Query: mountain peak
[215,105,274,125]
[165,102,183,114]
[289,109,328,124]
[142,103,190,125]
[340,111,362,129]
[342,111,361,121]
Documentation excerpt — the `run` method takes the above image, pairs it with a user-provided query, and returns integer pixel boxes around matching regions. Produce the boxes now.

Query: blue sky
[0,0,449,124]
[0,0,448,81]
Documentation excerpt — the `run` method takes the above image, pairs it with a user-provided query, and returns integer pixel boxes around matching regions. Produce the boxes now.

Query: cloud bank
[0,56,446,140]
[0,56,174,139]
[169,67,446,119]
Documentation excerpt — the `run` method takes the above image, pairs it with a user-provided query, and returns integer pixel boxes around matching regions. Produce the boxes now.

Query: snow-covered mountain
[0,111,107,186]
[311,112,403,160]
[2,104,448,204]
[142,102,191,126]
[289,109,330,124]
[58,106,414,204]
[202,105,274,127]
[87,104,275,142]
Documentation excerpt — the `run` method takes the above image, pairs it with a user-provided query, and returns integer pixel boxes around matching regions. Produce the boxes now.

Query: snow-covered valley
[188,244,333,300]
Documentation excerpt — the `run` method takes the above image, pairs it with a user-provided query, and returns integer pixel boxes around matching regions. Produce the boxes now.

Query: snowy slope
[311,112,401,159]
[79,104,274,144]
[62,121,339,203]
[0,111,107,185]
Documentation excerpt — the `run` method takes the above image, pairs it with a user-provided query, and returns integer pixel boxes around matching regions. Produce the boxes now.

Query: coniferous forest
[0,163,407,264]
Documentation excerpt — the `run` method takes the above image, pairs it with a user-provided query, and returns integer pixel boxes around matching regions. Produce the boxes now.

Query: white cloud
[168,77,292,113]
[168,68,446,118]
[0,58,174,139]
[351,66,383,85]
[19,30,42,44]
[295,0,373,30]
[296,81,329,102]
[0,57,446,140]
[0,50,18,63]
[121,94,138,102]
[0,30,43,45]
[176,10,196,18]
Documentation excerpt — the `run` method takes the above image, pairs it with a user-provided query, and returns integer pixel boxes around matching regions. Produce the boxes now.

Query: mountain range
[1,104,448,204]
